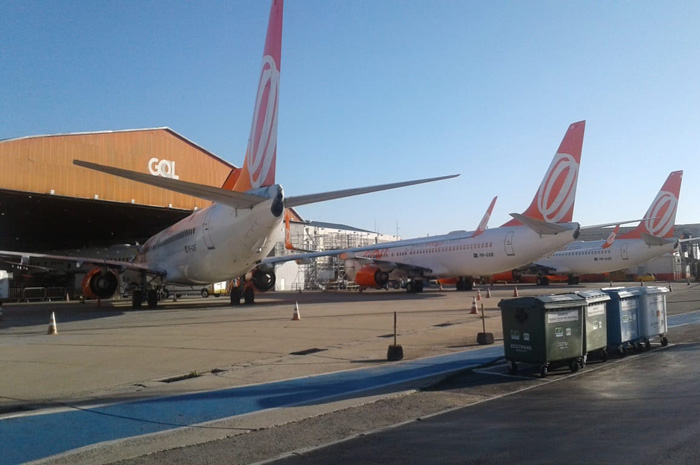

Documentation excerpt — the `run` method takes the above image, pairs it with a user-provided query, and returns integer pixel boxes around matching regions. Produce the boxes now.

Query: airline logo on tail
[536,152,578,223]
[503,121,585,227]
[231,0,283,193]
[644,191,678,238]
[619,170,682,240]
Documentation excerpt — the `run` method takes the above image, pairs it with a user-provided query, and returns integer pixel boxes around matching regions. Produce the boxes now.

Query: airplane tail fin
[618,170,683,240]
[502,121,585,226]
[225,0,283,193]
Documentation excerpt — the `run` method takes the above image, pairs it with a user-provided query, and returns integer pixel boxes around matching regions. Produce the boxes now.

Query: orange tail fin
[602,224,620,249]
[226,0,283,192]
[618,170,683,240]
[502,121,585,226]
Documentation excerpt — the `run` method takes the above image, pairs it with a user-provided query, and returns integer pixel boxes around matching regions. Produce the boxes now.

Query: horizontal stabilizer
[73,160,268,209]
[641,233,675,247]
[581,218,646,230]
[285,174,459,208]
[509,213,578,235]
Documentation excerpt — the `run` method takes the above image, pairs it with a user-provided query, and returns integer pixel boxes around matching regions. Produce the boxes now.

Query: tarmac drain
[159,372,202,383]
[289,348,327,356]
[378,334,395,338]
[434,322,454,327]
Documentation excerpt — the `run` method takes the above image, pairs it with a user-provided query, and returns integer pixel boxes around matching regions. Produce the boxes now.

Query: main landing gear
[455,277,474,291]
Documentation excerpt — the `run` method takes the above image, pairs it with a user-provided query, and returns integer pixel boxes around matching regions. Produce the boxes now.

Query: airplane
[274,121,586,292]
[0,0,458,308]
[529,170,692,285]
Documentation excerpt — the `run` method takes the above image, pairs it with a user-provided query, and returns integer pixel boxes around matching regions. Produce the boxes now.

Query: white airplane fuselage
[536,239,678,275]
[136,186,283,285]
[348,224,579,279]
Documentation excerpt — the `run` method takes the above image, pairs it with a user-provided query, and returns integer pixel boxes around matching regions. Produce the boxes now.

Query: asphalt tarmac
[1,281,698,464]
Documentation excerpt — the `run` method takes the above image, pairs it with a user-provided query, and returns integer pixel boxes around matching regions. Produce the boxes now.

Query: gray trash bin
[634,286,669,348]
[571,290,610,364]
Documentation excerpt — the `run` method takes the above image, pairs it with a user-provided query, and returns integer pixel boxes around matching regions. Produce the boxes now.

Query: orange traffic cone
[486,288,492,299]
[292,302,301,321]
[476,289,482,301]
[513,286,519,297]
[47,312,58,335]
[470,297,478,314]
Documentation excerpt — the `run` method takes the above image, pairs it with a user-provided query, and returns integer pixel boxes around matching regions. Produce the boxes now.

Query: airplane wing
[284,174,459,208]
[74,160,268,209]
[0,249,164,276]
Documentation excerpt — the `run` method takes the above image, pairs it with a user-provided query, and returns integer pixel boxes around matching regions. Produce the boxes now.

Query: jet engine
[354,265,390,288]
[82,268,119,299]
[251,268,276,292]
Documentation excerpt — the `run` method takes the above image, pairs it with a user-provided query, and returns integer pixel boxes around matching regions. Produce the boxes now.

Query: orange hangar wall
[0,128,235,210]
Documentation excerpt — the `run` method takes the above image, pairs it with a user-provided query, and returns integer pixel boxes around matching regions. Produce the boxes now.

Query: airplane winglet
[472,196,497,237]
[601,224,620,249]
[508,213,578,235]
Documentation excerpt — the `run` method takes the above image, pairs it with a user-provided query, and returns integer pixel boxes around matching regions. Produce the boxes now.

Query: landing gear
[406,279,424,293]
[567,275,580,285]
[230,287,242,306]
[536,276,550,286]
[132,290,142,309]
[230,278,256,305]
[147,289,158,308]
[456,277,473,291]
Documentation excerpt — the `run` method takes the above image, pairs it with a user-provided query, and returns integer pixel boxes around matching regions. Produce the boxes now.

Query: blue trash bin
[601,287,642,355]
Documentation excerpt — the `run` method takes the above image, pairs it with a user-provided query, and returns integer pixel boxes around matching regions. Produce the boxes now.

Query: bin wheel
[569,360,580,373]
[661,336,668,347]
[644,339,651,350]
[600,348,609,362]
[507,361,518,374]
[579,354,587,368]
[633,341,642,352]
[540,365,548,378]
[618,345,626,356]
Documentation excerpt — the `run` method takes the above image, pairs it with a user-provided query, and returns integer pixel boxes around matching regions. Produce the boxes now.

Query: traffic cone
[476,289,482,301]
[486,288,492,299]
[292,302,301,320]
[513,286,519,297]
[470,297,478,314]
[47,312,58,335]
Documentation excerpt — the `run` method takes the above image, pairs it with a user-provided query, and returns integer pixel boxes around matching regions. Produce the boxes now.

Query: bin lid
[601,287,643,299]
[628,285,670,295]
[572,289,611,303]
[498,294,586,310]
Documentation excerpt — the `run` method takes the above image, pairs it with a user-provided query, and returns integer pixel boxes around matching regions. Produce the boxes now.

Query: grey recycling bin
[499,294,585,378]
[572,290,610,363]
[601,287,641,354]
[635,286,669,348]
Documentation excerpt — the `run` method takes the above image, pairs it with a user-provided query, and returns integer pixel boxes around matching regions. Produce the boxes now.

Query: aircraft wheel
[243,286,255,305]
[147,289,158,308]
[230,288,242,306]
[132,290,142,309]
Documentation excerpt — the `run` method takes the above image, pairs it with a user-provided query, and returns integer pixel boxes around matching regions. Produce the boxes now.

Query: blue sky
[2,1,699,239]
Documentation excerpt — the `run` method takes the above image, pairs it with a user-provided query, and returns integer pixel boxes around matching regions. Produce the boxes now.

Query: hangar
[0,128,241,251]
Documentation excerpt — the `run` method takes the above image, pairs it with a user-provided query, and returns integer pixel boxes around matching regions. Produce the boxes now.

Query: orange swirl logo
[247,55,280,189]
[536,153,578,223]
[644,191,677,237]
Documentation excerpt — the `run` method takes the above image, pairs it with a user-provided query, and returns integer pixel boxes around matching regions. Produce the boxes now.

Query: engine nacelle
[354,265,390,288]
[82,268,119,299]
[251,268,276,292]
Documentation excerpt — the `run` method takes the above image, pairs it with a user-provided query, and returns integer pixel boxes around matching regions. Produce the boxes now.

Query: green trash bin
[572,290,610,364]
[499,294,585,377]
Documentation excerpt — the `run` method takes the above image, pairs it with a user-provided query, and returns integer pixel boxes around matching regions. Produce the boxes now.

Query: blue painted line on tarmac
[668,310,700,328]
[0,346,504,465]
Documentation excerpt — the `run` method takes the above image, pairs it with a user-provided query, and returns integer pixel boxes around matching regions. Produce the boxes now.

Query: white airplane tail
[618,170,683,240]
[503,121,585,226]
